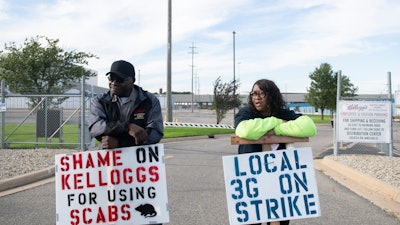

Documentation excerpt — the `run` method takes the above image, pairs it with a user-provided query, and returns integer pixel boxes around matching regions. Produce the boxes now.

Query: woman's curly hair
[247,79,286,116]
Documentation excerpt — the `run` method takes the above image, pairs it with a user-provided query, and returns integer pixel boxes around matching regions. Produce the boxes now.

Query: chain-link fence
[0,81,93,150]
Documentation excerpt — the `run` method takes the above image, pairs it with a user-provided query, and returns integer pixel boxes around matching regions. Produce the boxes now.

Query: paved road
[1,126,399,224]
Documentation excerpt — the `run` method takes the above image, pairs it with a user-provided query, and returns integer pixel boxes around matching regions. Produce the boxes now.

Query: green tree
[305,63,357,120]
[0,35,97,107]
[211,76,241,124]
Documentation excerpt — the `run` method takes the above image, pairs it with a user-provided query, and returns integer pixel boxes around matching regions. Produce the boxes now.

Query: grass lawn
[305,114,331,124]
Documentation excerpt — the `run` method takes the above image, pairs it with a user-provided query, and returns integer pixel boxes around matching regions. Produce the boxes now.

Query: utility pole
[166,0,172,122]
[189,42,198,112]
[195,73,200,102]
[137,69,140,86]
[233,31,236,117]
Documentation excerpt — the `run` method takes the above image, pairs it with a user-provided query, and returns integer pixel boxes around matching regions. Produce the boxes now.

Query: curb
[0,166,55,192]
[314,157,400,219]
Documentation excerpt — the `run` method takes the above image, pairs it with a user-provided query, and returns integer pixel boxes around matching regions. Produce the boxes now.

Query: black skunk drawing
[135,204,157,218]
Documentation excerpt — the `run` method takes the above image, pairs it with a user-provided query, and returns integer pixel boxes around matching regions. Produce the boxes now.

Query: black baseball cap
[106,60,135,79]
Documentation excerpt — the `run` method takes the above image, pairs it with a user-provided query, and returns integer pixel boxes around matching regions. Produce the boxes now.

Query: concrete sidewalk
[314,157,400,220]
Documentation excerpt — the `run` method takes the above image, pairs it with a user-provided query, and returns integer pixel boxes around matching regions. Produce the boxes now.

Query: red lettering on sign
[60,150,124,172]
[61,174,71,190]
[121,204,131,220]
[73,153,83,170]
[85,153,95,169]
[97,151,110,167]
[61,167,155,190]
[73,173,84,189]
[70,209,80,225]
[112,150,122,166]
[123,168,133,184]
[149,166,159,182]
[97,150,123,167]
[83,208,92,224]
[110,169,121,185]
[60,156,70,171]
[96,206,106,223]
[69,205,132,225]
[98,170,107,186]
[86,172,95,188]
[108,205,118,222]
[137,167,146,183]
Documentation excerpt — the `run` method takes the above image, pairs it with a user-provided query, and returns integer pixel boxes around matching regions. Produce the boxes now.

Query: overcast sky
[1,0,399,95]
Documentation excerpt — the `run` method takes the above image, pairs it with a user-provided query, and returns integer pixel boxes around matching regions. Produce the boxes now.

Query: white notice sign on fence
[337,100,391,143]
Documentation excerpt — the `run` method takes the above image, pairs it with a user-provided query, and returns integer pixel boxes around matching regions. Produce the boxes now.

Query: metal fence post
[1,80,5,149]
[334,70,342,156]
[388,72,393,157]
[80,76,86,151]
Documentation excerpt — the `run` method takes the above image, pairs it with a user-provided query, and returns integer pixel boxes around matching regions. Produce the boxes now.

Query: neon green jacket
[235,115,317,140]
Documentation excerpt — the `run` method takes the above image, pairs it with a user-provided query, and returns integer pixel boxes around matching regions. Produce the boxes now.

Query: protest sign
[55,144,169,225]
[223,147,320,224]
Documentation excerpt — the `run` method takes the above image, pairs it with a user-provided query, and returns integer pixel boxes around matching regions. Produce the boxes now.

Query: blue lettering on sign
[233,195,318,221]
[279,172,309,194]
[230,178,259,200]
[266,196,306,219]
[280,151,293,171]
[235,202,248,222]
[230,179,244,199]
[233,150,307,176]
[266,198,280,219]
[304,194,317,215]
[279,174,292,194]
[294,172,308,192]
[234,156,247,176]
[228,149,317,222]
[280,197,287,217]
[264,153,277,172]
[250,199,262,220]
[249,155,262,174]
[246,178,258,198]
[288,196,301,216]
[294,150,307,169]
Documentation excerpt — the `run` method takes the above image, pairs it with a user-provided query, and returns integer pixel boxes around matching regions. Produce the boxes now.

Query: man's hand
[101,136,119,149]
[128,123,148,145]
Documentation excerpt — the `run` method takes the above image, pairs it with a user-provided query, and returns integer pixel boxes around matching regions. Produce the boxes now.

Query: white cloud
[0,0,399,94]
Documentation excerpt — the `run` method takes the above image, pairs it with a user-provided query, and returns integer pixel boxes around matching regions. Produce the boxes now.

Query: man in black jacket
[89,60,163,149]
[88,60,164,225]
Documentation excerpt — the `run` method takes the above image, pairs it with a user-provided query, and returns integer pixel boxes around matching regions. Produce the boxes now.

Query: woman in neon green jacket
[234,79,317,225]
[235,79,316,152]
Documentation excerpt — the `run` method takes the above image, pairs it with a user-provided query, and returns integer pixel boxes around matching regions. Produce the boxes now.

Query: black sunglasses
[107,75,130,83]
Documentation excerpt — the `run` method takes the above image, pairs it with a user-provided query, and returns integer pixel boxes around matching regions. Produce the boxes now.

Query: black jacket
[88,85,164,148]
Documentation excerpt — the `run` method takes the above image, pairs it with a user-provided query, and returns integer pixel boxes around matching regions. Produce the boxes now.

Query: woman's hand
[265,130,275,136]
